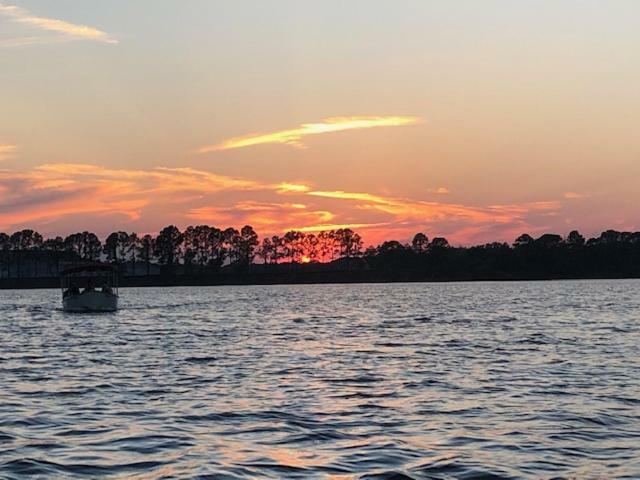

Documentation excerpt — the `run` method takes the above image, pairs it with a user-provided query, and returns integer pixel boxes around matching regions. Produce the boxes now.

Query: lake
[1,281,639,479]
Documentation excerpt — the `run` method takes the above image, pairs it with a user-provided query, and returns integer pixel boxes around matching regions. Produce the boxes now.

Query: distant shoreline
[4,227,640,290]
[2,271,639,290]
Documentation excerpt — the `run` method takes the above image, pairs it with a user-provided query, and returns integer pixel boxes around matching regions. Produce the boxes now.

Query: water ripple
[1,280,640,478]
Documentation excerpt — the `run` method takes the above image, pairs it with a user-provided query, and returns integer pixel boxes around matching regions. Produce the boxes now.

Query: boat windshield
[61,265,118,297]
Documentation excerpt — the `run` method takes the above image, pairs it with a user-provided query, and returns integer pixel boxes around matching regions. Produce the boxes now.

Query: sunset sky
[1,1,639,245]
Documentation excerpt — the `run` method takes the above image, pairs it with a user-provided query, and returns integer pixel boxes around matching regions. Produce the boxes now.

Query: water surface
[1,281,639,479]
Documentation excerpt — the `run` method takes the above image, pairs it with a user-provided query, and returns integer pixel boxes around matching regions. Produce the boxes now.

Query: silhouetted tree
[126,233,139,273]
[206,227,225,269]
[183,225,206,272]
[412,233,429,254]
[599,230,622,244]
[5,225,640,284]
[514,233,534,248]
[44,236,64,251]
[567,230,585,247]
[235,225,259,265]
[363,246,377,258]
[43,236,65,276]
[370,241,414,271]
[222,227,240,264]
[155,225,183,269]
[136,234,155,276]
[317,231,333,262]
[11,230,44,278]
[335,229,363,258]
[302,233,319,262]
[64,231,101,262]
[271,235,284,264]
[377,240,406,254]
[103,232,117,263]
[536,233,563,248]
[258,237,274,264]
[283,230,304,263]
[104,231,130,264]
[430,237,450,249]
[330,230,342,261]
[0,233,10,279]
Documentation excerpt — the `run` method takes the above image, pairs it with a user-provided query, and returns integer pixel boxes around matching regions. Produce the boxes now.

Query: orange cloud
[307,190,396,205]
[188,202,335,233]
[0,164,270,231]
[198,116,422,153]
[563,191,590,200]
[301,188,562,244]
[275,182,311,194]
[294,222,389,233]
[0,3,117,44]
[0,162,566,245]
[35,163,261,195]
[308,189,490,222]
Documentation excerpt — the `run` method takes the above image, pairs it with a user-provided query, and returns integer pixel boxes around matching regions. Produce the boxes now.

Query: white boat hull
[63,291,118,312]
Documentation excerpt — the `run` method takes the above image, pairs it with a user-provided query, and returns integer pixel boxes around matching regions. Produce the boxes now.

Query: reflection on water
[1,280,640,479]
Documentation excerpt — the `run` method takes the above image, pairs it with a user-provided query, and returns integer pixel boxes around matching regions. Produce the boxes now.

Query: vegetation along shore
[2,226,640,288]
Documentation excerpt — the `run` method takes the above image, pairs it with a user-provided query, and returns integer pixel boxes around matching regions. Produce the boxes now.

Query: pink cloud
[1,163,568,245]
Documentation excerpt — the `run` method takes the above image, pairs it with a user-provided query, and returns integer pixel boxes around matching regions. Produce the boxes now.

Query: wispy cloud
[188,202,336,233]
[0,162,567,245]
[294,222,389,233]
[0,3,117,45]
[298,188,562,243]
[307,190,396,206]
[563,191,591,200]
[198,116,422,153]
[0,144,17,160]
[0,164,269,230]
[275,182,311,194]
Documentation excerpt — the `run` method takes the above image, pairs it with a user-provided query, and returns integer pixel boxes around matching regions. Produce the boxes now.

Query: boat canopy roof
[61,264,117,276]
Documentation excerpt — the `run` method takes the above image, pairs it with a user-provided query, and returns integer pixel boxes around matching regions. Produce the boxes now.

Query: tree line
[0,225,364,278]
[1,226,640,280]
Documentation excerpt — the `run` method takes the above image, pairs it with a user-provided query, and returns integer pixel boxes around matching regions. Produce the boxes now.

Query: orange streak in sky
[198,116,422,153]
[1,162,564,245]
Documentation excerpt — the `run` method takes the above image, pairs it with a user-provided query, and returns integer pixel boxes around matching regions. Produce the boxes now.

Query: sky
[1,0,639,245]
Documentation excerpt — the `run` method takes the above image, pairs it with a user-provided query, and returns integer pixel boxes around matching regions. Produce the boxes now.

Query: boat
[61,264,119,312]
